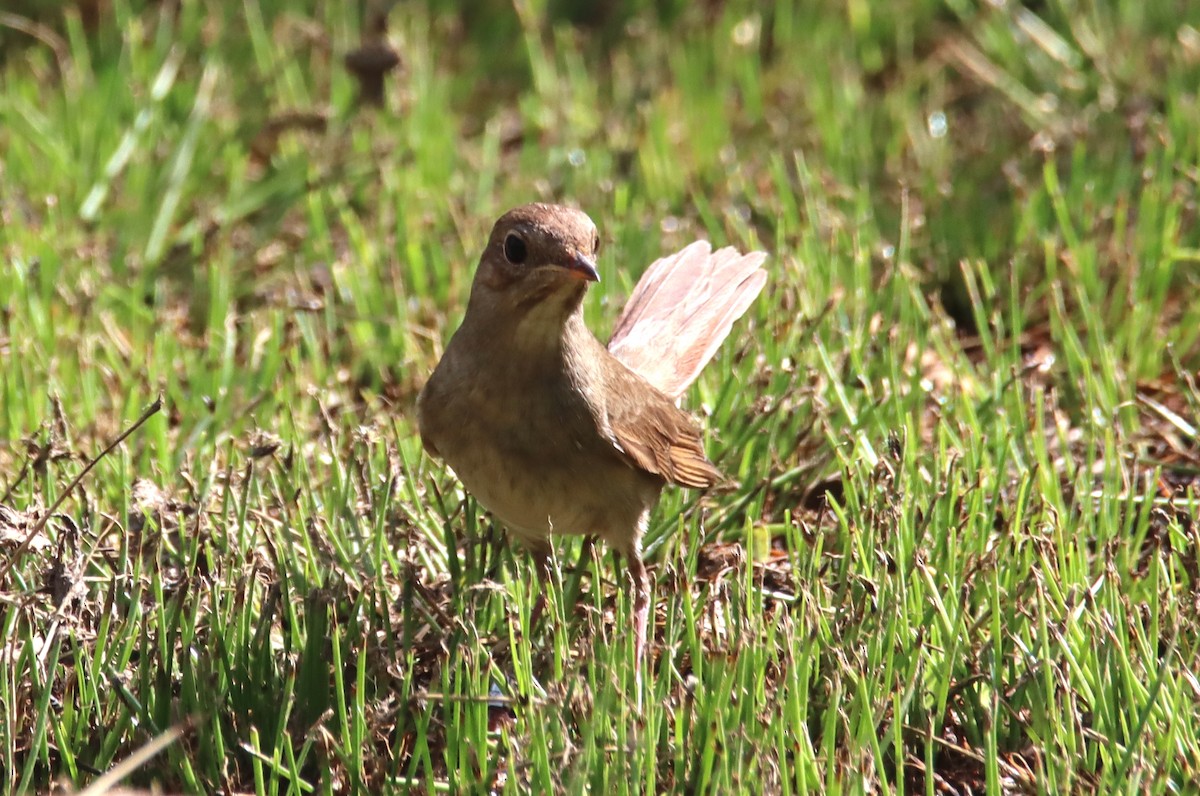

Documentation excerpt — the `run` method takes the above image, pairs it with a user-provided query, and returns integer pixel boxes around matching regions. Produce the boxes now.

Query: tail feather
[608,241,767,399]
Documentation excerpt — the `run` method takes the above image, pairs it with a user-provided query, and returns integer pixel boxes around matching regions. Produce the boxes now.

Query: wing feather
[608,243,767,399]
[601,354,723,489]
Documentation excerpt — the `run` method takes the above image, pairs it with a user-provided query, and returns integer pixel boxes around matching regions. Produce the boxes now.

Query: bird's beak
[563,251,600,283]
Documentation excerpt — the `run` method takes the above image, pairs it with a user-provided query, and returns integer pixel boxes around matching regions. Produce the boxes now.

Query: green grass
[2,0,1200,792]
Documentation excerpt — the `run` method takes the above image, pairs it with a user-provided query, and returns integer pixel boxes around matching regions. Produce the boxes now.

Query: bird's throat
[509,294,585,356]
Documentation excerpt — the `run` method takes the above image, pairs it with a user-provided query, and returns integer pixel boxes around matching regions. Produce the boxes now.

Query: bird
[417,202,766,668]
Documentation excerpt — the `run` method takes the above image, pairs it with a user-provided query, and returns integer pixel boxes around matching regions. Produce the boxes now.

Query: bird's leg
[481,520,505,581]
[626,552,650,675]
[563,536,595,608]
[526,544,555,635]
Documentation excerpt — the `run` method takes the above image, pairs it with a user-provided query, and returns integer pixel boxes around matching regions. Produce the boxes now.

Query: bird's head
[471,203,601,321]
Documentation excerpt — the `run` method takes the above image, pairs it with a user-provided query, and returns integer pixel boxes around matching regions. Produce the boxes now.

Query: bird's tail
[607,241,767,400]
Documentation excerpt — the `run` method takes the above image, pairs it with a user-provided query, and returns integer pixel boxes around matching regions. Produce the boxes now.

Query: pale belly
[420,380,660,553]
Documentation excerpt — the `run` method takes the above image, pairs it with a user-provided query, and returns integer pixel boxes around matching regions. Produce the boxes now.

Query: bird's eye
[503,233,527,264]
[593,233,601,255]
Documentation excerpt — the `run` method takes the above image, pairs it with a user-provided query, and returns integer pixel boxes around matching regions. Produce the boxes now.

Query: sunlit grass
[2,0,1199,792]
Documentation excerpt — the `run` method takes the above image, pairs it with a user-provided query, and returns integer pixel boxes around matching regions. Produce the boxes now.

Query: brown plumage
[417,203,766,669]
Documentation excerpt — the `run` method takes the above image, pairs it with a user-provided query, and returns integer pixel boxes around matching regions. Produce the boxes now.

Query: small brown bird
[417,203,766,665]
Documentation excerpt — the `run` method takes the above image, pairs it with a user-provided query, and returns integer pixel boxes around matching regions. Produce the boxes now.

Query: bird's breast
[418,349,656,546]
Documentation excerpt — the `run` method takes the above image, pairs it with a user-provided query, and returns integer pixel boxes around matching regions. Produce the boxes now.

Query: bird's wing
[607,242,767,400]
[602,356,723,489]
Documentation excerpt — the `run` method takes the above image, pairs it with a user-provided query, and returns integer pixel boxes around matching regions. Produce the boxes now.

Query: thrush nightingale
[417,203,766,665]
